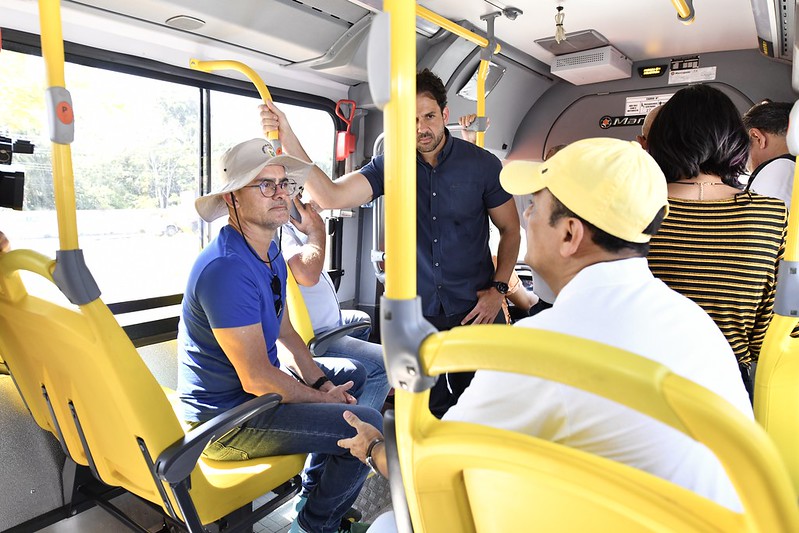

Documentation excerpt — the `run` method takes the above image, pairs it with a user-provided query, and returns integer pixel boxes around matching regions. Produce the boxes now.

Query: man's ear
[749,127,768,149]
[442,105,449,124]
[559,217,586,258]
[223,192,236,209]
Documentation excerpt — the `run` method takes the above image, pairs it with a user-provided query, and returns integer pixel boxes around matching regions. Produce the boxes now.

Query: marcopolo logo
[598,115,646,129]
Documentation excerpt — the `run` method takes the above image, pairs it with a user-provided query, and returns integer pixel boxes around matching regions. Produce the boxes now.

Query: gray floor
[40,474,392,532]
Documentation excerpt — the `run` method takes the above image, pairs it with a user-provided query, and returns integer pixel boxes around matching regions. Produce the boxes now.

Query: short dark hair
[743,100,792,136]
[417,68,447,111]
[548,194,666,256]
[647,84,749,187]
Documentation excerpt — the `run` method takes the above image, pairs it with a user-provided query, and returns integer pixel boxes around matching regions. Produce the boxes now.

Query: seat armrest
[155,393,282,484]
[309,322,371,356]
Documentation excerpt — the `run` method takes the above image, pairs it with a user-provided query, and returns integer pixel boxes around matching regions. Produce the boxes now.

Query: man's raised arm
[260,101,374,209]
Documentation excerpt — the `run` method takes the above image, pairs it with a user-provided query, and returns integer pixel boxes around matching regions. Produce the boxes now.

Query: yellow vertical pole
[383,0,416,300]
[475,59,489,148]
[39,0,79,251]
[784,164,799,261]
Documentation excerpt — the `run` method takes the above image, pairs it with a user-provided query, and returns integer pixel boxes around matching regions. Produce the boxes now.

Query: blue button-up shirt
[360,131,510,317]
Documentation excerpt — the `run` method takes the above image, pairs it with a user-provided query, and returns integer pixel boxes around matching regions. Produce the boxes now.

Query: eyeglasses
[244,179,299,198]
[270,275,283,318]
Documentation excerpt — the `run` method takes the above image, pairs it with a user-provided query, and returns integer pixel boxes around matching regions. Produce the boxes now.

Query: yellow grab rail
[671,0,696,24]
[784,157,799,261]
[39,0,79,251]
[475,59,489,147]
[189,59,282,153]
[416,5,498,148]
[416,5,500,54]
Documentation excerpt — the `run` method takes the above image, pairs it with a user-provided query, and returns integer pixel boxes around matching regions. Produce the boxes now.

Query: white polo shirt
[280,223,342,333]
[446,257,752,511]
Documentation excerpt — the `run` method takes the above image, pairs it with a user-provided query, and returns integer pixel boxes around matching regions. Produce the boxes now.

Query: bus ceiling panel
[2,0,356,101]
[58,0,362,63]
[509,49,795,162]
[419,0,758,65]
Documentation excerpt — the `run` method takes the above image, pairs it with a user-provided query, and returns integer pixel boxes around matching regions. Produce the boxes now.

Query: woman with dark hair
[646,84,787,399]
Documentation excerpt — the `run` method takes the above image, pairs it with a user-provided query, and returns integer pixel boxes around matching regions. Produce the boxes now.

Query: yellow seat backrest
[0,249,185,503]
[755,315,799,494]
[0,249,307,526]
[285,267,315,345]
[395,325,799,533]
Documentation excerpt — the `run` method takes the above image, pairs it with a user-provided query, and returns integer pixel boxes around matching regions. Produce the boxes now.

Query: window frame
[2,28,342,342]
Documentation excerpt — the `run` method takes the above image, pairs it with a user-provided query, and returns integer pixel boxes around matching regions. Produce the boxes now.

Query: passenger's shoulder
[741,192,789,219]
[452,136,501,161]
[200,252,249,277]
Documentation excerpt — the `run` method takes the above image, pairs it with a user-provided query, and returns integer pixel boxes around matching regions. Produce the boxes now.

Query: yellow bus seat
[286,266,370,354]
[755,311,799,495]
[0,248,306,531]
[393,325,799,532]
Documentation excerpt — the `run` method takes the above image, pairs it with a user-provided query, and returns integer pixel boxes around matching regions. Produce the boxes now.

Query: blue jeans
[203,357,383,533]
[339,309,372,341]
[322,334,389,413]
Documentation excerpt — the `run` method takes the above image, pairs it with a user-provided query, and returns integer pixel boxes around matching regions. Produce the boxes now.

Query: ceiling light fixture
[554,6,566,44]
[502,7,523,21]
[165,15,205,31]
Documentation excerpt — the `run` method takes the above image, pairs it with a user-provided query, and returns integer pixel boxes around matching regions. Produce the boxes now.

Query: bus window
[207,91,335,236]
[0,48,335,305]
[0,49,200,303]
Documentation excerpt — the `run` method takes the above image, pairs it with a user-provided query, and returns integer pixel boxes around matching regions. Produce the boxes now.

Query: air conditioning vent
[550,45,632,85]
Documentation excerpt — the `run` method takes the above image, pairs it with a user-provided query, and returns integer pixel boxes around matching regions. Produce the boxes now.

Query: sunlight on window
[0,49,334,305]
[210,92,334,177]
[208,91,334,236]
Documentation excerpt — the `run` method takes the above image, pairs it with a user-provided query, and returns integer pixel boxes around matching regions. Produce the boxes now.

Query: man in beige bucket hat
[179,138,383,533]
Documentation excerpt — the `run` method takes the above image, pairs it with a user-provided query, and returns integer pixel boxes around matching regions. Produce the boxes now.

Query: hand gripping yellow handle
[189,58,282,154]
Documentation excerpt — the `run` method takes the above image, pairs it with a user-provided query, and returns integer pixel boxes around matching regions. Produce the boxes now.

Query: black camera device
[0,135,34,211]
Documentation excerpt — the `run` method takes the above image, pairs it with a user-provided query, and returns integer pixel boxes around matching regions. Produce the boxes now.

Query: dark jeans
[203,358,382,533]
[425,308,505,419]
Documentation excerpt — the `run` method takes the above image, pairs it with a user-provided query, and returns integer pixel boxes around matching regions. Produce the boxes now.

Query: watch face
[493,281,509,294]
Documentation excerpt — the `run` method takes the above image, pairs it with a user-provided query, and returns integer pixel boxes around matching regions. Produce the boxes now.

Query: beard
[417,129,445,153]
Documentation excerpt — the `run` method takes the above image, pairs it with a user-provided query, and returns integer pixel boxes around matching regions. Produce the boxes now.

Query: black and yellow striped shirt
[648,194,787,366]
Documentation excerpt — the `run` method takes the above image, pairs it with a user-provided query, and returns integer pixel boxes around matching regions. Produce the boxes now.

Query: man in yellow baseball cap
[337,137,754,515]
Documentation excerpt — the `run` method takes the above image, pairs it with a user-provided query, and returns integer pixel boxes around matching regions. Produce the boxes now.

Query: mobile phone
[289,199,302,223]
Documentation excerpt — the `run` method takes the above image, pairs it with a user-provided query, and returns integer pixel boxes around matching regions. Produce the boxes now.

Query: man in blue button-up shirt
[260,69,521,415]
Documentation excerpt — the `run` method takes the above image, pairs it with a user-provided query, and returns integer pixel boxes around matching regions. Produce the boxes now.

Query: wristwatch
[491,280,509,295]
[366,437,386,478]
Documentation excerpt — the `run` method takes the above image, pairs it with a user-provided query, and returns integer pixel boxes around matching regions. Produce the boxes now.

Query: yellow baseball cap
[500,138,669,244]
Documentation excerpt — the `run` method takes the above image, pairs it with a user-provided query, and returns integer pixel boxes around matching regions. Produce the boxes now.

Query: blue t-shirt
[360,131,510,317]
[178,225,287,423]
